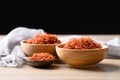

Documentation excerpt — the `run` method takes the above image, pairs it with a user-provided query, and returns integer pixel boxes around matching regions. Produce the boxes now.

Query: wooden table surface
[0,34,120,80]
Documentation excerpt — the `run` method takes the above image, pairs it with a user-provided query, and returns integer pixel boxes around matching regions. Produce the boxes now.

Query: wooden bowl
[27,60,54,68]
[20,40,59,57]
[56,44,108,68]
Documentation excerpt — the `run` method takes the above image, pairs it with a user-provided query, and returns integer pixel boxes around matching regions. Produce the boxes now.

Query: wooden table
[0,34,120,80]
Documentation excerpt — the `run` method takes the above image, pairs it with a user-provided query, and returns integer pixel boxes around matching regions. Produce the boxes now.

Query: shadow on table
[105,55,120,59]
[91,63,119,72]
[29,63,61,70]
[68,63,120,72]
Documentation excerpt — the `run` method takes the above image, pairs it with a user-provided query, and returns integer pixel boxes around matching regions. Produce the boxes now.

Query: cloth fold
[0,27,45,67]
[106,37,120,58]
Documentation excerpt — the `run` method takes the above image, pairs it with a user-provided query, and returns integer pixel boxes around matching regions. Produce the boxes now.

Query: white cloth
[0,55,25,68]
[0,27,45,67]
[106,37,120,57]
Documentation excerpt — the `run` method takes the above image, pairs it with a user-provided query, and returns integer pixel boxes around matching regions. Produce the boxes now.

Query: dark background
[0,1,119,34]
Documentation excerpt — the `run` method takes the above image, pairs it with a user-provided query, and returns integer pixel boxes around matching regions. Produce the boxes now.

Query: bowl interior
[56,44,108,51]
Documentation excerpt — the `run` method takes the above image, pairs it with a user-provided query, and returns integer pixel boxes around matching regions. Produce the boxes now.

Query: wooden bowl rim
[20,40,61,46]
[56,44,108,51]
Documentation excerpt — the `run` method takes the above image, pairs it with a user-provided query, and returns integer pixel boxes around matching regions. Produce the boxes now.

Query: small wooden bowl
[56,44,108,68]
[20,40,60,57]
[27,60,54,68]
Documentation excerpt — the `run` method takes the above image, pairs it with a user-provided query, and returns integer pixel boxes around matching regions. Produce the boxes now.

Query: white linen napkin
[106,37,120,58]
[0,27,45,67]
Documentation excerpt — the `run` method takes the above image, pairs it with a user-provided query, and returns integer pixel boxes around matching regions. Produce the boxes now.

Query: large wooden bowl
[56,44,108,68]
[20,40,60,57]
